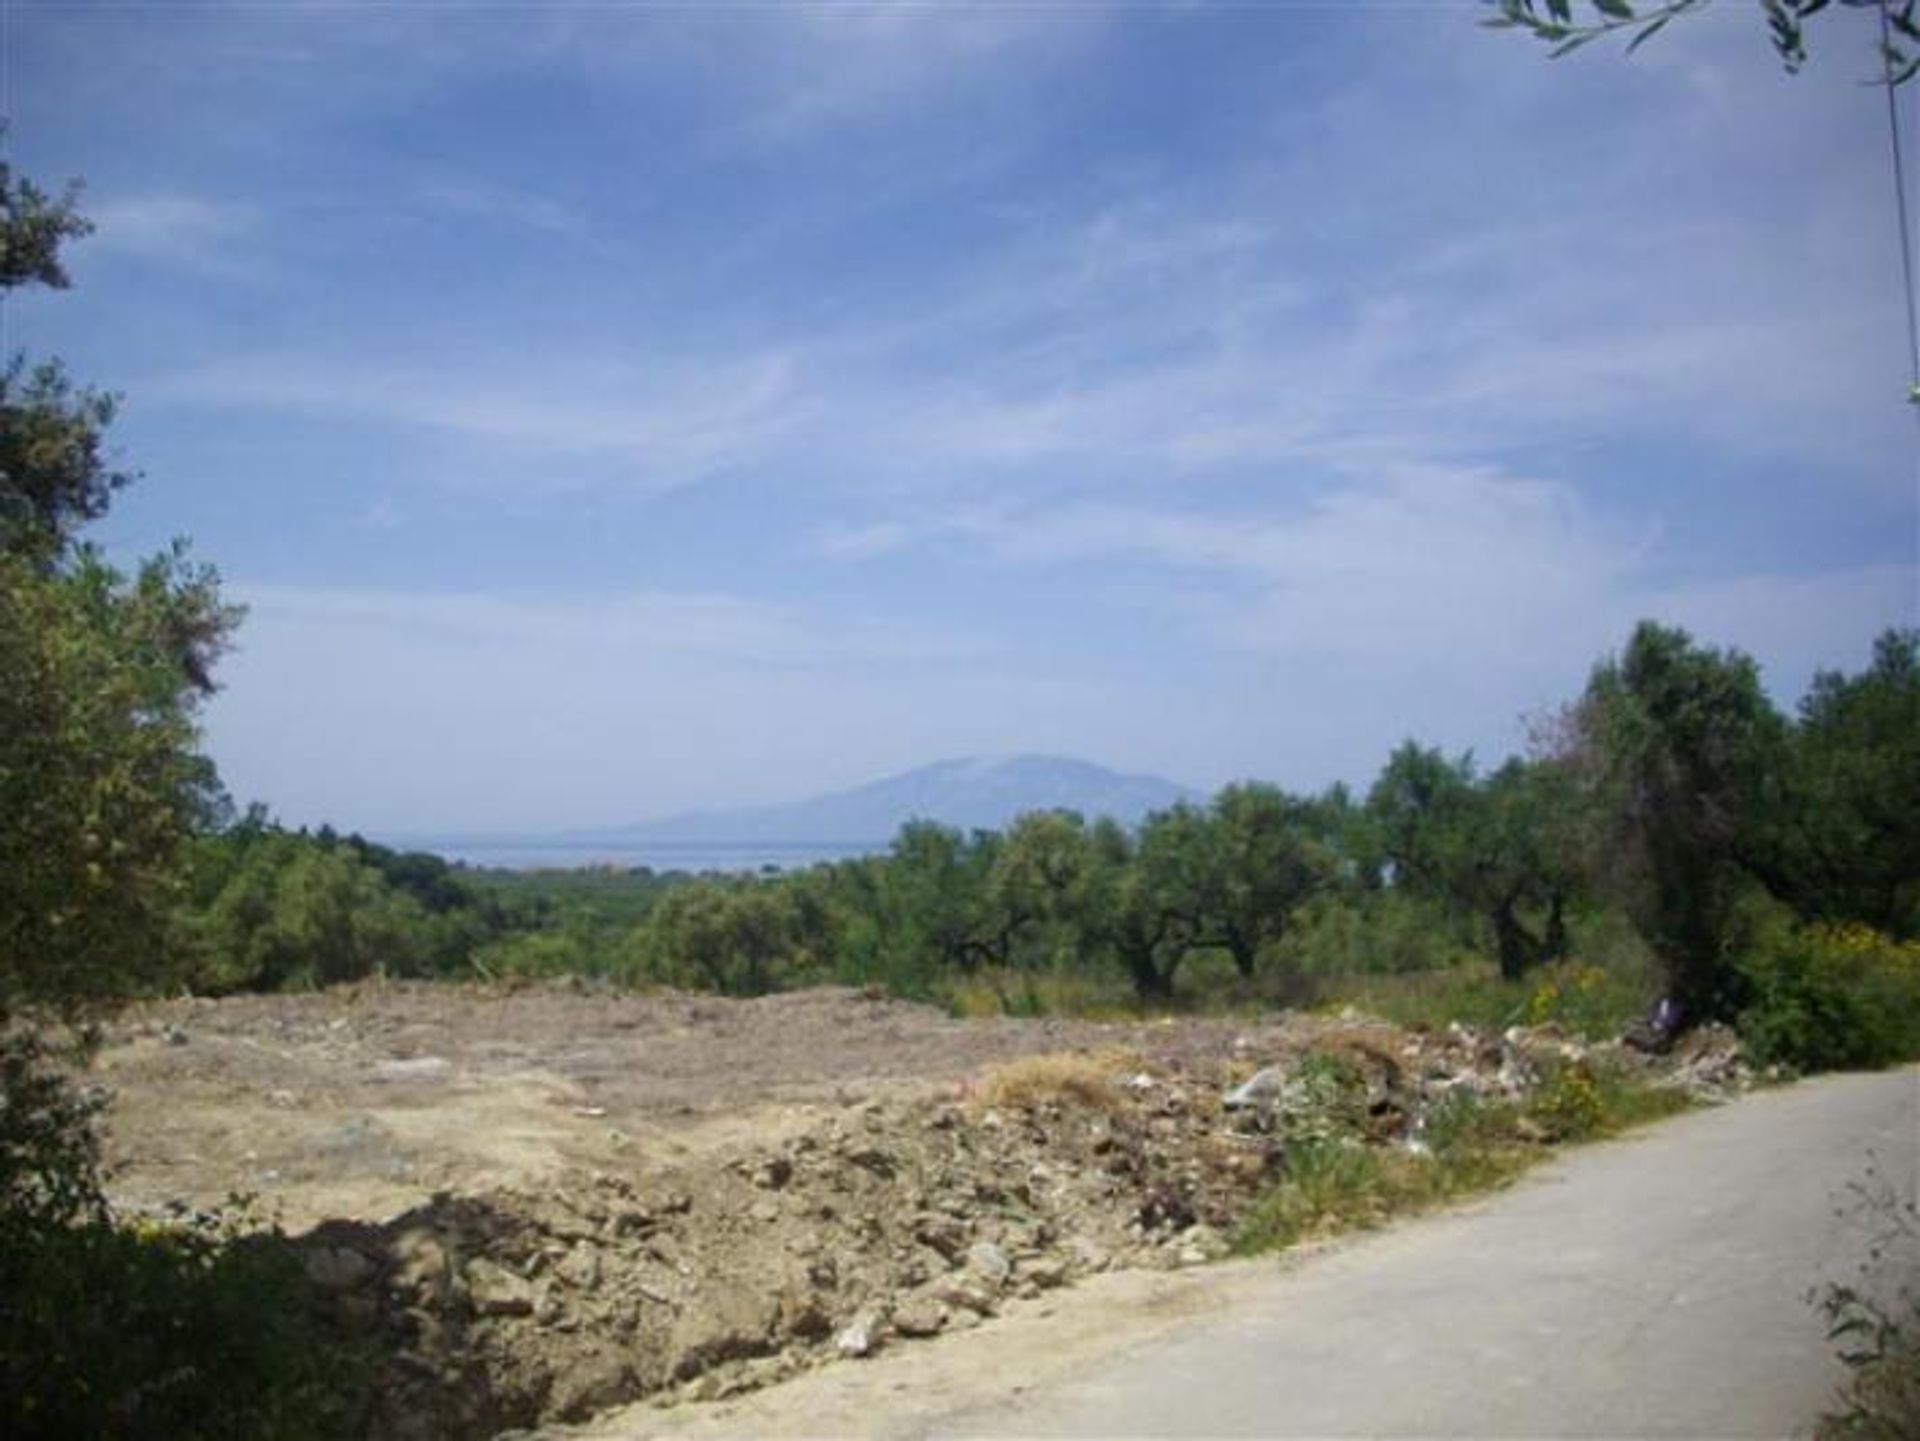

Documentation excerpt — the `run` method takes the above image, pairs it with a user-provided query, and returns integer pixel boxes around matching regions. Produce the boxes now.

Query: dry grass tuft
[973,1051,1125,1112]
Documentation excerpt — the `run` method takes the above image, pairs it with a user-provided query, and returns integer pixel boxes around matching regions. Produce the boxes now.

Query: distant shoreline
[389,838,889,874]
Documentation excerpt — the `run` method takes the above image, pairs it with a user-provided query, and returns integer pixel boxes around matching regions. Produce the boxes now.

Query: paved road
[938,1070,1918,1440]
[590,1070,1917,1440]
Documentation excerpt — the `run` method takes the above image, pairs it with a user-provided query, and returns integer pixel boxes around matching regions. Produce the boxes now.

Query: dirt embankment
[90,984,1747,1440]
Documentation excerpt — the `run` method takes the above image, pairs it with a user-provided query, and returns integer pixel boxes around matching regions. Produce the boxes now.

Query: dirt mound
[287,1060,1275,1437]
[87,986,1750,1438]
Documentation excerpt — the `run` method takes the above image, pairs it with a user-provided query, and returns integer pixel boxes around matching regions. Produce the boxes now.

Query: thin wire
[1879,2,1920,403]
[1885,6,1920,636]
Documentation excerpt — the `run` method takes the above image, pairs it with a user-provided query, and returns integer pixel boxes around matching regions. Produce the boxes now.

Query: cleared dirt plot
[88,983,1745,1440]
[97,982,1296,1227]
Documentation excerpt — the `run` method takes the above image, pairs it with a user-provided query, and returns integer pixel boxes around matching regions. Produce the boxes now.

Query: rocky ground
[87,983,1749,1440]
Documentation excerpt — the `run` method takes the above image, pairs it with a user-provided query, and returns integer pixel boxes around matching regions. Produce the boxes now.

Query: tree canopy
[0,158,239,1014]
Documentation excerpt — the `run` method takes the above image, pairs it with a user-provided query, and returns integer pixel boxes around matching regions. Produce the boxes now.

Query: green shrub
[0,1026,105,1240]
[1322,953,1654,1040]
[1524,1054,1693,1143]
[1517,960,1653,1039]
[2,1028,365,1439]
[1737,921,1920,1072]
[2,1206,366,1440]
[940,963,1138,1019]
[473,924,628,982]
[1274,890,1467,978]
[1524,1057,1608,1142]
[1233,1137,1396,1250]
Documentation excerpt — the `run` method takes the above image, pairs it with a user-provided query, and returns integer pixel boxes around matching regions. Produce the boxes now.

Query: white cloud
[835,462,1910,719]
[233,584,959,669]
[154,351,811,494]
[1647,563,1919,700]
[716,4,1108,145]
[419,180,584,236]
[82,193,262,278]
[813,520,913,560]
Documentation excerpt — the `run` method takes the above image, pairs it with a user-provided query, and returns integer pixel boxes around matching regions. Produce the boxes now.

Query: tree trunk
[1122,947,1176,1002]
[1491,899,1542,982]
[1543,891,1570,964]
[1225,931,1257,980]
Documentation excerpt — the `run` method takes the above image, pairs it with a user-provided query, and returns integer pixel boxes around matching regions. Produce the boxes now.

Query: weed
[1234,1063,1691,1258]
[1234,1138,1398,1250]
[941,967,1141,1021]
[1323,958,1653,1041]
[973,1051,1127,1112]
[1817,1156,1920,1440]
[1526,1058,1608,1142]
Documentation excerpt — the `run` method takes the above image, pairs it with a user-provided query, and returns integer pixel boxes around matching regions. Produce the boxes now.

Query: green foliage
[641,876,838,996]
[171,822,513,991]
[941,963,1139,1020]
[1234,1058,1689,1255]
[1233,1138,1404,1251]
[1,159,239,1016]
[1482,0,1917,83]
[460,862,678,926]
[1,548,234,1010]
[1273,889,1468,980]
[0,359,135,565]
[1367,745,1586,981]
[0,1027,105,1244]
[0,149,91,291]
[1577,620,1788,1021]
[1527,1053,1694,1141]
[1776,630,1920,939]
[1419,1088,1523,1167]
[1204,784,1346,978]
[0,149,361,1441]
[1517,958,1652,1038]
[1274,1050,1374,1143]
[1082,811,1199,1001]
[1735,918,1920,1072]
[878,821,1009,972]
[1,1204,366,1440]
[1524,1057,1609,1141]
[474,925,617,983]
[1,1026,360,1439]
[1321,946,1654,1040]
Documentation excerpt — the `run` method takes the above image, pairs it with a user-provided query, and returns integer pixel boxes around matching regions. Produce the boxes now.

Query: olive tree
[1,159,238,1015]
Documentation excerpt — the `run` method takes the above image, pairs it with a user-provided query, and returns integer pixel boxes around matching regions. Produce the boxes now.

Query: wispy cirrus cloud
[234,582,969,670]
[418,179,585,236]
[813,460,1909,714]
[81,192,265,279]
[696,3,1110,147]
[152,351,811,494]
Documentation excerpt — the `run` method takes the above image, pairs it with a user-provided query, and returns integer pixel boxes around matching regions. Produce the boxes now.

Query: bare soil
[98,981,1312,1228]
[86,981,1745,1440]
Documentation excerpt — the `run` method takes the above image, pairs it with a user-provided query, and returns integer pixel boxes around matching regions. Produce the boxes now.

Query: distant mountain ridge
[581,755,1197,848]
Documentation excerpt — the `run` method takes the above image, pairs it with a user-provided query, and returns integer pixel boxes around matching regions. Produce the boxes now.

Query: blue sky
[7,1,1916,833]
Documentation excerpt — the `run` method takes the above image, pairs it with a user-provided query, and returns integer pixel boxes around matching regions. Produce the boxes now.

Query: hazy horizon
[11,4,1915,834]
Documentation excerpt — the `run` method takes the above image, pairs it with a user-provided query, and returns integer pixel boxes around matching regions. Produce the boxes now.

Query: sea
[406,839,887,875]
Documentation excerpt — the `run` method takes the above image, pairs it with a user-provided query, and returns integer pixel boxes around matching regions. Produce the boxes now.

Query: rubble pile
[280,1012,1751,1440]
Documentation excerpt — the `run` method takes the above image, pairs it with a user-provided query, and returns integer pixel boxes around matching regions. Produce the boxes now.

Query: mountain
[585,755,1198,849]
